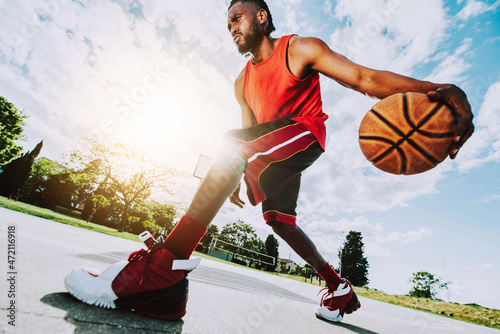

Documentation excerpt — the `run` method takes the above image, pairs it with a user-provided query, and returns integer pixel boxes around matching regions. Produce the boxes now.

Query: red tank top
[243,35,328,149]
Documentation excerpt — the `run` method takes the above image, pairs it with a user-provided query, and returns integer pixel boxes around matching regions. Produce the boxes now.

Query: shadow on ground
[316,317,380,334]
[41,292,183,334]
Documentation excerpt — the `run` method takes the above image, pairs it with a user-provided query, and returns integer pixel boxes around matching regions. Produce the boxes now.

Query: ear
[257,9,268,26]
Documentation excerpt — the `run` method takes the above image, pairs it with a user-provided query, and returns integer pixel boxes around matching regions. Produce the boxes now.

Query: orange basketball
[358,92,456,175]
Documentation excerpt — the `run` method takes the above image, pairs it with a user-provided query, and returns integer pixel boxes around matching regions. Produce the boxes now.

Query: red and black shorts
[225,118,323,226]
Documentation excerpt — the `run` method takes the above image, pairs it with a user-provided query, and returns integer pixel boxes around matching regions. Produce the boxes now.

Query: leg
[269,222,343,287]
[186,146,245,227]
[65,140,246,319]
[270,223,361,323]
[65,119,321,320]
[269,223,326,272]
[163,146,245,259]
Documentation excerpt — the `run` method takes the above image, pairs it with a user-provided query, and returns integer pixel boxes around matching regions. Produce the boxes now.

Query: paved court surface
[1,208,498,333]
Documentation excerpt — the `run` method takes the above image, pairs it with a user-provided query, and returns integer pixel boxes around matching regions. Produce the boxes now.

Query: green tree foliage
[87,194,110,223]
[17,157,60,203]
[127,199,177,235]
[339,231,369,286]
[199,225,219,253]
[408,271,449,299]
[70,140,179,232]
[265,234,279,259]
[0,96,27,166]
[217,220,274,270]
[265,234,279,270]
[141,220,163,235]
[218,220,261,251]
[148,200,177,233]
[17,156,94,209]
[0,141,42,197]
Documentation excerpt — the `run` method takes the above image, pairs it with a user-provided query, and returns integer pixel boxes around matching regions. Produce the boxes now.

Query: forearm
[359,69,452,99]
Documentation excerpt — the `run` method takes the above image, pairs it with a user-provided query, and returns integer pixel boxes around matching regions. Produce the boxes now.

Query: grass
[0,197,138,242]
[1,196,499,329]
[354,287,500,329]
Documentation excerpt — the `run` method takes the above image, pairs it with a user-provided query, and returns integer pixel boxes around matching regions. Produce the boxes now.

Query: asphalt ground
[1,208,498,334]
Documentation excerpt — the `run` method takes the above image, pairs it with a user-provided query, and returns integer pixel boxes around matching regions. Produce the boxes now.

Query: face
[227,2,264,55]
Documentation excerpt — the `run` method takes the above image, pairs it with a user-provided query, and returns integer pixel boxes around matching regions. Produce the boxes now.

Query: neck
[249,35,277,64]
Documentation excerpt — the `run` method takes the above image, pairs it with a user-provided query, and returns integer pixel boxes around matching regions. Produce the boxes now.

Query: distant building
[279,258,297,272]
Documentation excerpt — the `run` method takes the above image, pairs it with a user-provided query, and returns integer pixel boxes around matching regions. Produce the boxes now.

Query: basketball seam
[402,94,444,167]
[367,93,448,174]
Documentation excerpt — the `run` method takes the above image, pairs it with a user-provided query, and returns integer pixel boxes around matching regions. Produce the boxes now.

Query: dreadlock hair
[228,0,276,36]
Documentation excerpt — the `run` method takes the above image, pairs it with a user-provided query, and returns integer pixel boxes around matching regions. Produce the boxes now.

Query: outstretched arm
[288,36,474,159]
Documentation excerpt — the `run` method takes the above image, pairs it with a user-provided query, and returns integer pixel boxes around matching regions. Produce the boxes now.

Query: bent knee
[270,221,297,236]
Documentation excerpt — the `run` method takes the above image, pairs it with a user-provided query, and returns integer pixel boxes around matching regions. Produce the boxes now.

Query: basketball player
[64,0,474,323]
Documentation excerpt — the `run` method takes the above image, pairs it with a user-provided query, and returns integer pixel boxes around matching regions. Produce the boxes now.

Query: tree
[147,200,177,233]
[408,271,449,299]
[199,225,219,253]
[127,199,178,235]
[17,155,95,210]
[218,220,259,250]
[87,194,110,223]
[217,220,267,262]
[17,157,62,203]
[338,231,369,286]
[265,234,279,270]
[0,96,27,166]
[69,140,179,232]
[0,141,43,197]
[141,220,163,235]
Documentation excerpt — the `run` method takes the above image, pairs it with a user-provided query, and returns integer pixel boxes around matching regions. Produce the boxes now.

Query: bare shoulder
[288,35,330,61]
[287,36,333,78]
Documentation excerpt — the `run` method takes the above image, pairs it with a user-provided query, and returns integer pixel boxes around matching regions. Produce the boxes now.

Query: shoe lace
[127,232,160,285]
[318,287,333,307]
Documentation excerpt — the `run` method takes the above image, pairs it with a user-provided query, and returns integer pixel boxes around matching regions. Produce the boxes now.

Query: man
[65,0,474,324]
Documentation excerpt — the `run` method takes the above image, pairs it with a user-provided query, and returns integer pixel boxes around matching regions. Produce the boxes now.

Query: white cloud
[478,193,500,203]
[425,38,473,84]
[455,79,500,171]
[302,216,434,258]
[386,228,434,244]
[478,262,498,270]
[141,1,234,55]
[456,0,500,21]
[0,0,242,165]
[323,0,333,14]
[329,0,449,73]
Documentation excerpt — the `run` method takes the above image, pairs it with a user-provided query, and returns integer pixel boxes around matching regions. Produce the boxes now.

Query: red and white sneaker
[314,281,361,322]
[64,239,200,320]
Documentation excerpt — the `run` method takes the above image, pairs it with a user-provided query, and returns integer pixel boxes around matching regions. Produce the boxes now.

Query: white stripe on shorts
[247,130,312,163]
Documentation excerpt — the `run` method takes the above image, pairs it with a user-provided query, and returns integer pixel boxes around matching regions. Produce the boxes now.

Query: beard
[237,24,264,55]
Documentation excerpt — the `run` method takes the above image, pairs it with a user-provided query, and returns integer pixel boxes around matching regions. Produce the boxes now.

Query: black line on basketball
[397,145,407,175]
[402,93,416,129]
[359,136,397,164]
[415,102,446,129]
[369,108,406,138]
[360,136,397,165]
[404,137,440,166]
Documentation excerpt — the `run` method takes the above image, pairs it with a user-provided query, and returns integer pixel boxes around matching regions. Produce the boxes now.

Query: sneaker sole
[115,278,189,320]
[314,291,361,323]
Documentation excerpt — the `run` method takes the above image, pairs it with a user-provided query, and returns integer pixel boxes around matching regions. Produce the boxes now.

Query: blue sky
[1,0,499,309]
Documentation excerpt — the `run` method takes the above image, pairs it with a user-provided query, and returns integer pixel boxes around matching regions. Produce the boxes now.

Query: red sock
[317,263,343,289]
[163,215,206,259]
